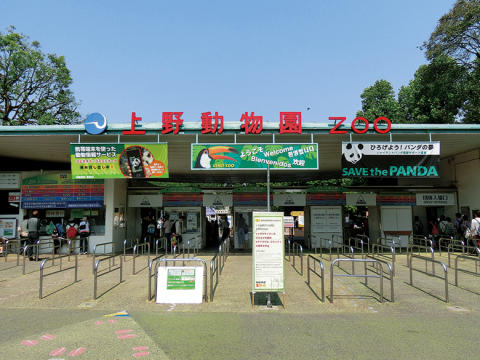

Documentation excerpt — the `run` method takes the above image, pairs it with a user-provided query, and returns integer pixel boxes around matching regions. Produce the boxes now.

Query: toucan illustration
[194,146,239,169]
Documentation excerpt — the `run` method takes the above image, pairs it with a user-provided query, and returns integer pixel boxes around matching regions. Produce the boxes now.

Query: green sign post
[191,143,318,170]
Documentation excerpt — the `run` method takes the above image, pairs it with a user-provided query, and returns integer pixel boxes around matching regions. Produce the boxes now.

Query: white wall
[455,149,480,215]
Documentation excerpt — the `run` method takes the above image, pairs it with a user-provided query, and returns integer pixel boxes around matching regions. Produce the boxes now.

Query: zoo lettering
[342,166,438,177]
[329,116,391,134]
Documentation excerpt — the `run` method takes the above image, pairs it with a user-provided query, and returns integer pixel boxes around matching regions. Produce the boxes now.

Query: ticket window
[164,207,202,249]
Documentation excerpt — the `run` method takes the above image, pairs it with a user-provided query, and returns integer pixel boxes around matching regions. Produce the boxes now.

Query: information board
[156,266,204,304]
[252,212,284,292]
[310,206,343,248]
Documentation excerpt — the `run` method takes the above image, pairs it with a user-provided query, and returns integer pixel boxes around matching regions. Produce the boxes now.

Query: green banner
[167,268,196,290]
[70,143,168,179]
[191,143,318,170]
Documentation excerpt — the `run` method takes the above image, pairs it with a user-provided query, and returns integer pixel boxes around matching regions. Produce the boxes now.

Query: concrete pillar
[104,179,127,253]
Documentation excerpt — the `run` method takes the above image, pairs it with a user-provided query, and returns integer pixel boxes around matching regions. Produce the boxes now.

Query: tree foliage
[356,80,403,123]
[423,0,480,68]
[0,27,80,126]
[398,55,468,124]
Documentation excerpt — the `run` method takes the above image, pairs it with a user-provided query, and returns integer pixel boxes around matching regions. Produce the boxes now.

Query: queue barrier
[438,236,455,256]
[133,242,151,275]
[39,253,78,299]
[92,242,116,274]
[407,244,435,275]
[180,240,199,265]
[291,242,303,275]
[151,258,208,303]
[306,255,325,302]
[409,235,432,249]
[155,237,167,256]
[380,237,402,253]
[147,255,165,301]
[335,245,355,274]
[447,242,479,268]
[409,254,448,302]
[350,235,369,253]
[454,254,480,287]
[2,238,23,265]
[210,253,220,301]
[22,240,63,275]
[330,258,394,303]
[123,238,137,261]
[93,254,123,300]
[370,244,396,276]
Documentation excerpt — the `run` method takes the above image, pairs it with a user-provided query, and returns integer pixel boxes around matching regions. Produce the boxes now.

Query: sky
[1,0,456,125]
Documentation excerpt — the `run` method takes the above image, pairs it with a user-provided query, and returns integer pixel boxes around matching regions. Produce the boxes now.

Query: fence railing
[39,254,78,299]
[409,254,448,302]
[330,258,394,303]
[306,255,325,302]
[407,244,435,274]
[93,254,123,300]
[92,242,115,273]
[133,242,150,275]
[147,254,165,301]
[370,244,396,276]
[454,254,480,287]
[447,242,479,268]
[335,245,355,274]
[291,242,303,275]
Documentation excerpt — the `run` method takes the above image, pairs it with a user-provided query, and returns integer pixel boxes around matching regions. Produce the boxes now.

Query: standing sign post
[252,212,285,308]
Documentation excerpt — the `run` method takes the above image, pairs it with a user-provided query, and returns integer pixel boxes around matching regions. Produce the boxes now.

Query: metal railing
[454,254,480,287]
[180,240,199,264]
[447,243,479,268]
[370,244,396,276]
[39,254,78,299]
[335,245,355,274]
[210,253,220,301]
[22,240,61,275]
[409,254,448,302]
[307,255,325,302]
[330,258,394,303]
[349,236,368,254]
[407,244,435,274]
[155,237,167,256]
[2,238,23,264]
[93,254,123,300]
[92,242,116,273]
[152,258,208,302]
[380,236,402,253]
[409,235,431,249]
[123,238,136,261]
[133,242,151,275]
[291,242,303,275]
[438,236,454,256]
[147,254,165,300]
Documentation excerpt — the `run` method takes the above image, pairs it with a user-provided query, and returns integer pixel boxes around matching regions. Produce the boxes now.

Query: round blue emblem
[84,113,107,135]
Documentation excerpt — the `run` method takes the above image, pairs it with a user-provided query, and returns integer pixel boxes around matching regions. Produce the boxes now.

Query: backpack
[79,221,89,234]
[45,221,56,235]
[56,223,65,237]
[147,223,156,235]
[67,224,78,239]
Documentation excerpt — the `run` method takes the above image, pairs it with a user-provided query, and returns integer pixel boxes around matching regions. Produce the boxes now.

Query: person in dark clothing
[26,210,40,261]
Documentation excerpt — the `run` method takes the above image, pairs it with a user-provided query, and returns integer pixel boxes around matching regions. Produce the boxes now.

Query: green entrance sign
[167,268,196,290]
[191,143,318,170]
[70,143,169,179]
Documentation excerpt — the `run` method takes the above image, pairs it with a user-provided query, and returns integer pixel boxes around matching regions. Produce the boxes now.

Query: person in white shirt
[470,211,480,248]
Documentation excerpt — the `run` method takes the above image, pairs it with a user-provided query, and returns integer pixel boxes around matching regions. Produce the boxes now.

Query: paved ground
[0,250,479,359]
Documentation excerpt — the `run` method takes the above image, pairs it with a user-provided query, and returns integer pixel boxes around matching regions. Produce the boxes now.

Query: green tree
[463,58,480,123]
[0,27,80,125]
[356,79,402,123]
[398,55,468,124]
[423,0,480,69]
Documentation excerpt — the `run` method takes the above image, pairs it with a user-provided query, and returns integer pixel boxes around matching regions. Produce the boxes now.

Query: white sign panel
[0,173,20,189]
[273,194,306,207]
[8,192,21,202]
[202,194,233,207]
[252,212,284,292]
[416,193,456,206]
[342,142,440,156]
[310,206,343,248]
[156,266,204,304]
[346,193,376,206]
[0,219,16,238]
[128,195,163,207]
[284,216,294,228]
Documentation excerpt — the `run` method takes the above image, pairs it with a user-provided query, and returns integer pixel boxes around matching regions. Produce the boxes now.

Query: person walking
[162,215,173,251]
[26,210,40,261]
[470,211,480,248]
[236,214,247,250]
[79,217,90,254]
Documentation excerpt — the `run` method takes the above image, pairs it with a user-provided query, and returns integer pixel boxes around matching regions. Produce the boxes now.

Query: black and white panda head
[142,149,154,165]
[130,156,142,169]
[343,143,364,164]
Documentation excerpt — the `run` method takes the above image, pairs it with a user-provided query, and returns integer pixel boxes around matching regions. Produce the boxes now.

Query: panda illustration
[343,143,364,164]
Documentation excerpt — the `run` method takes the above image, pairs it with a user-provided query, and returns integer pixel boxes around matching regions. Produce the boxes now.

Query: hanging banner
[273,194,306,206]
[21,174,104,209]
[346,193,376,206]
[416,193,456,206]
[128,195,163,207]
[70,143,168,179]
[191,143,318,170]
[202,194,233,207]
[342,142,440,178]
[252,212,285,292]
